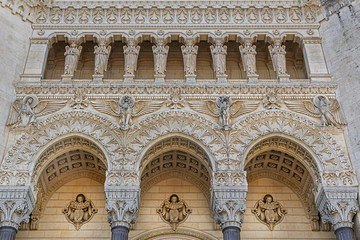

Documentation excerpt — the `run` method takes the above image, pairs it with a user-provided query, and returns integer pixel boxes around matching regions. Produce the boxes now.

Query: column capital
[316,187,359,230]
[105,186,140,229]
[0,186,35,230]
[211,186,247,229]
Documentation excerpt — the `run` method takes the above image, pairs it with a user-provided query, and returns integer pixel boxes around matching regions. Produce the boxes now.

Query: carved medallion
[251,194,287,230]
[157,194,192,230]
[63,194,98,230]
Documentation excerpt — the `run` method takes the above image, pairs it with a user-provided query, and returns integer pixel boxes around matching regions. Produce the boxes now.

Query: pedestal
[92,74,104,82]
[216,74,228,83]
[335,227,355,240]
[247,74,259,83]
[185,74,196,83]
[278,74,290,82]
[223,226,240,240]
[0,227,17,240]
[154,74,166,83]
[61,74,73,82]
[123,74,135,83]
[111,226,129,240]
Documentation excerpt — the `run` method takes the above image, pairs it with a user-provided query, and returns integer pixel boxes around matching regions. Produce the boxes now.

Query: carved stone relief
[252,194,287,230]
[157,194,192,230]
[63,194,98,230]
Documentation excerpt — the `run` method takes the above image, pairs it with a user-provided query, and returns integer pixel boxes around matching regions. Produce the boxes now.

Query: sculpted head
[76,194,86,203]
[264,194,273,203]
[169,194,179,203]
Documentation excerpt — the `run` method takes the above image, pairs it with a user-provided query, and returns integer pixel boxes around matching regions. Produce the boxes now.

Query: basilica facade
[0,0,359,239]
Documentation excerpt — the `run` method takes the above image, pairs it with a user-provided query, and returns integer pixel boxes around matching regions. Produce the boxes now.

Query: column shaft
[0,226,17,240]
[335,227,355,240]
[111,226,129,240]
[223,226,241,240]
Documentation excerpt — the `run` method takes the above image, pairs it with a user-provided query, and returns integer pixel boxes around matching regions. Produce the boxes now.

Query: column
[93,38,111,82]
[316,187,359,240]
[181,37,198,83]
[105,186,140,240]
[301,37,331,82]
[61,39,82,82]
[211,171,248,240]
[268,38,290,82]
[123,38,140,83]
[210,38,228,83]
[152,38,169,83]
[21,38,49,82]
[0,186,35,240]
[239,38,259,82]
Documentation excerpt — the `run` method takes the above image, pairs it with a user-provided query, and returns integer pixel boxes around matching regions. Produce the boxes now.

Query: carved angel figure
[285,95,345,128]
[7,95,67,128]
[63,194,98,230]
[189,96,259,129]
[152,39,169,75]
[251,194,287,230]
[268,40,287,75]
[64,42,82,75]
[239,40,257,76]
[91,95,163,129]
[210,41,227,75]
[94,42,111,75]
[157,194,191,230]
[124,40,141,75]
[181,39,198,76]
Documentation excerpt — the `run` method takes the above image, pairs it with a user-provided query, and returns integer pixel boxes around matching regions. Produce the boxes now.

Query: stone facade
[0,0,359,239]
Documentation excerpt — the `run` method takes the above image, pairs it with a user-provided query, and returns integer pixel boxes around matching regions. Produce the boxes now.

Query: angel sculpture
[64,42,82,75]
[285,95,345,128]
[7,95,67,128]
[91,95,163,129]
[189,96,259,129]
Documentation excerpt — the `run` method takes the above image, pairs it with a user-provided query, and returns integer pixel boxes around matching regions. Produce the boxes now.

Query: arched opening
[242,136,334,239]
[132,136,221,240]
[17,136,110,239]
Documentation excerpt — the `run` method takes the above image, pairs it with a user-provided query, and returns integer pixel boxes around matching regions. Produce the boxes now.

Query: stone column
[211,171,247,240]
[316,187,359,240]
[93,38,111,82]
[239,38,259,82]
[21,38,49,82]
[123,38,141,83]
[105,186,140,240]
[0,187,35,240]
[301,37,331,82]
[181,38,198,83]
[268,38,290,82]
[152,38,169,83]
[61,39,82,82]
[210,39,228,83]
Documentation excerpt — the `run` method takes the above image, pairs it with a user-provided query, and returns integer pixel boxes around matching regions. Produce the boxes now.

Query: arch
[229,110,354,186]
[1,111,123,186]
[127,111,226,172]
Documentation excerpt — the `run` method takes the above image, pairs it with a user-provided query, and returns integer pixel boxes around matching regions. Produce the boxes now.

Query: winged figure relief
[91,95,163,129]
[7,95,67,128]
[284,95,345,128]
[189,96,259,129]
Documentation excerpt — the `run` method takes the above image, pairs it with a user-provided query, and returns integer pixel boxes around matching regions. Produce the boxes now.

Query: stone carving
[64,41,82,76]
[213,172,246,187]
[63,194,98,230]
[251,194,287,230]
[157,194,192,230]
[6,95,66,128]
[94,40,111,75]
[165,90,185,109]
[91,95,163,129]
[123,38,141,78]
[239,39,258,80]
[284,95,345,128]
[69,91,89,109]
[262,90,281,109]
[152,38,169,78]
[268,38,289,81]
[181,38,198,81]
[210,40,227,78]
[189,96,259,129]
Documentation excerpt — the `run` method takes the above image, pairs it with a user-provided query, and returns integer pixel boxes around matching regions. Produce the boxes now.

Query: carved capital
[211,186,247,229]
[0,187,35,230]
[316,187,359,230]
[105,171,140,187]
[212,171,247,187]
[105,187,140,229]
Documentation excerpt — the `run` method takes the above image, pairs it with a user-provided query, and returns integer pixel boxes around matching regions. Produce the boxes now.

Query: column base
[0,226,17,240]
[111,226,129,240]
[278,74,290,82]
[61,74,73,82]
[92,74,104,82]
[123,74,135,83]
[247,74,259,83]
[335,227,355,240]
[185,74,196,83]
[223,226,240,240]
[154,74,166,83]
[216,75,228,83]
